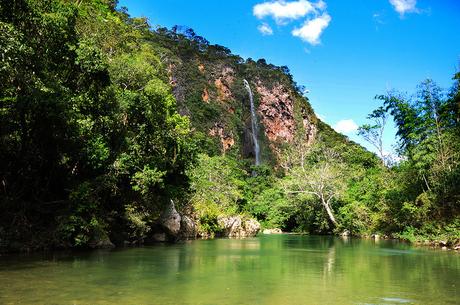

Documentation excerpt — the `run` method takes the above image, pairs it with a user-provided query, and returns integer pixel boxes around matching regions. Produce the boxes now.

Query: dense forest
[0,0,459,252]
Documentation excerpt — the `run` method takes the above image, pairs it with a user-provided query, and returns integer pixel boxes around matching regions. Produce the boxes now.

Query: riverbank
[3,217,460,254]
[344,232,460,251]
[261,229,460,252]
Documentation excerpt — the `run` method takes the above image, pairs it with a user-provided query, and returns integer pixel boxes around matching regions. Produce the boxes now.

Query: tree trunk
[321,196,338,227]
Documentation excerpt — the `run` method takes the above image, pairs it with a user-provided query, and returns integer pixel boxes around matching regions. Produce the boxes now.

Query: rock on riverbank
[217,216,261,238]
[150,201,260,242]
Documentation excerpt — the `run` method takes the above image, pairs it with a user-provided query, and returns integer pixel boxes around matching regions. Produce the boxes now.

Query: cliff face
[152,27,320,165]
[255,81,317,157]
[164,46,318,164]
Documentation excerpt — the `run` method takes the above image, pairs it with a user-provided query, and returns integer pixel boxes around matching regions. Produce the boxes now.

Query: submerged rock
[217,216,260,238]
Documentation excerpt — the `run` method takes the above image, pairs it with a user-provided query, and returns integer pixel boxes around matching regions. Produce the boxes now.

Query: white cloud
[253,0,330,45]
[382,149,406,165]
[389,0,418,16]
[315,0,327,11]
[257,23,274,35]
[291,13,331,45]
[333,119,358,134]
[317,114,326,121]
[253,0,316,24]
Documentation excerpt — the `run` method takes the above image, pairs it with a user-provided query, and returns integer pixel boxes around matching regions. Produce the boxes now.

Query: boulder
[439,240,448,247]
[89,235,115,249]
[160,200,181,236]
[217,215,260,238]
[341,230,350,237]
[152,233,167,242]
[218,215,242,237]
[244,218,261,237]
[180,215,197,239]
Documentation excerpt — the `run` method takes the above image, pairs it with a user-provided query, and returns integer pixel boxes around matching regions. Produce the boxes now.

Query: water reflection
[0,235,459,304]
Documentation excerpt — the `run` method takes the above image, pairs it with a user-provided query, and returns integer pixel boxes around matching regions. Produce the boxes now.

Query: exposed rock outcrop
[209,122,235,153]
[214,67,235,102]
[151,211,259,242]
[202,87,210,103]
[198,63,205,74]
[217,215,261,238]
[302,109,317,146]
[256,82,296,143]
[263,228,283,234]
[252,81,317,161]
[180,215,198,239]
[160,200,181,236]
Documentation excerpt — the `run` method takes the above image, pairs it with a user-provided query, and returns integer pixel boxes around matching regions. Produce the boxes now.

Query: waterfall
[243,79,260,166]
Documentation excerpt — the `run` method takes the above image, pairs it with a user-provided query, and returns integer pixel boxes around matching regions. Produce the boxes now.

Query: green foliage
[124,204,151,241]
[248,187,292,228]
[0,0,195,250]
[357,106,388,164]
[356,77,460,241]
[1,0,458,252]
[338,203,371,234]
[131,167,166,196]
[186,154,248,235]
[57,181,108,247]
[188,154,245,214]
[243,166,294,229]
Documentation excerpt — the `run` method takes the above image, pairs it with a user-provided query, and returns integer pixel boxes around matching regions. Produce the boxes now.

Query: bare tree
[358,106,388,166]
[283,146,344,227]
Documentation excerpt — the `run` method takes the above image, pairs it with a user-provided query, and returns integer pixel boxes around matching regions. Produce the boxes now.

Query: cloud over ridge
[333,119,359,134]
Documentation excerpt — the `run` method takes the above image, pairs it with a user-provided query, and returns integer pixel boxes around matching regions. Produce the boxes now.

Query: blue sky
[118,0,460,155]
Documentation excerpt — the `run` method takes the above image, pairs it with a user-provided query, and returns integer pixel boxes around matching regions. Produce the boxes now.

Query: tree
[381,78,460,221]
[358,106,389,165]
[0,0,197,249]
[283,146,345,227]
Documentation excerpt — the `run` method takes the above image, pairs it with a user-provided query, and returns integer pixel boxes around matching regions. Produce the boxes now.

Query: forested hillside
[1,0,459,252]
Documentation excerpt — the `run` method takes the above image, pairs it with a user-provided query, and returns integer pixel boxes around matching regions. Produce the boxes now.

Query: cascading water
[243,79,261,166]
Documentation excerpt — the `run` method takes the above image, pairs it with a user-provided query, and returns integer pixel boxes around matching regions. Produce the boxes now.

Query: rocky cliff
[144,26,367,240]
[155,27,318,164]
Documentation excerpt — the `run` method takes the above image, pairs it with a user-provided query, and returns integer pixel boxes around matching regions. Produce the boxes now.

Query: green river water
[0,235,458,304]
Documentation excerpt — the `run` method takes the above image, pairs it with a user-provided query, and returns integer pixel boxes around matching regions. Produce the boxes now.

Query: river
[0,235,458,304]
